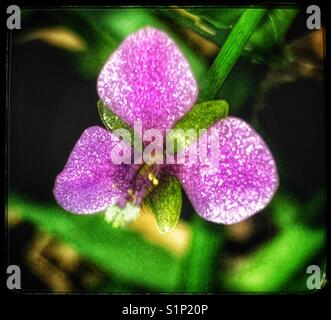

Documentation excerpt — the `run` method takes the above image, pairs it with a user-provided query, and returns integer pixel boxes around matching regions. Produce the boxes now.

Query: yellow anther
[152,178,159,186]
[138,163,151,176]
[148,172,155,181]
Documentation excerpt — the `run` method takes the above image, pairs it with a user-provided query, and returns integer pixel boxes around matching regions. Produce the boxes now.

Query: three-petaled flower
[54,27,278,229]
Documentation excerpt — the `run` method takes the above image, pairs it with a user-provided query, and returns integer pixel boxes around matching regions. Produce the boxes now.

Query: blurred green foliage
[49,8,208,81]
[222,192,325,292]
[157,7,298,63]
[9,6,326,293]
[9,194,182,291]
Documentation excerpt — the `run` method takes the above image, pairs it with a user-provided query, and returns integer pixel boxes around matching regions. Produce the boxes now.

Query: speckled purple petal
[97,27,198,134]
[54,126,139,214]
[174,117,279,224]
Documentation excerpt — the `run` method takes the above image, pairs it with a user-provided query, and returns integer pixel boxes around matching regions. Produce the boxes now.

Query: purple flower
[54,27,278,226]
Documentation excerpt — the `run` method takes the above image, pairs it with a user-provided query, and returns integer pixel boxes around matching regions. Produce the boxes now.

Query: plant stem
[200,8,267,99]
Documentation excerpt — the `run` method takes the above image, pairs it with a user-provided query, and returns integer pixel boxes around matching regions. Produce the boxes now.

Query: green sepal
[144,175,182,234]
[166,99,229,154]
[97,100,133,134]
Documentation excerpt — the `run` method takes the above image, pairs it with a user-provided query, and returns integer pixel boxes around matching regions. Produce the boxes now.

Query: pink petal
[174,117,279,224]
[97,27,198,134]
[53,126,139,214]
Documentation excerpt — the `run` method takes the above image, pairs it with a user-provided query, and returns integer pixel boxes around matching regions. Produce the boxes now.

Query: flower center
[104,164,163,227]
[129,163,161,205]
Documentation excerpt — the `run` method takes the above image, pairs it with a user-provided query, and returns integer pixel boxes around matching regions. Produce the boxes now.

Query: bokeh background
[7,6,326,293]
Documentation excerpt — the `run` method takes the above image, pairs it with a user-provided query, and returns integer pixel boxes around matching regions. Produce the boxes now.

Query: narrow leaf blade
[200,8,267,99]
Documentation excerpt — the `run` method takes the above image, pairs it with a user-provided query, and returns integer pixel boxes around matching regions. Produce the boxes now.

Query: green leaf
[167,99,229,153]
[200,8,267,99]
[97,100,133,134]
[144,175,182,234]
[8,193,182,291]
